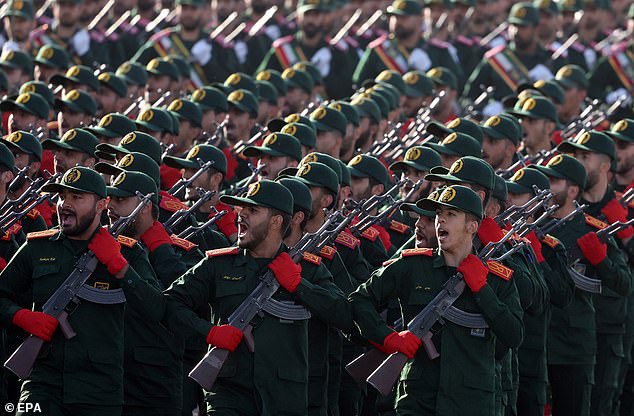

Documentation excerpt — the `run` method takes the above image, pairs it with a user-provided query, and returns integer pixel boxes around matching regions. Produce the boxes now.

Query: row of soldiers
[1,0,634,416]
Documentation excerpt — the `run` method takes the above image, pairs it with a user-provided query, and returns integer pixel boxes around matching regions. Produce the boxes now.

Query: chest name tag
[222,275,243,282]
[470,328,486,338]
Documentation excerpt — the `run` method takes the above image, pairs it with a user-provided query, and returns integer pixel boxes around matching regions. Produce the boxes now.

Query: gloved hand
[383,331,422,359]
[71,29,91,56]
[12,309,58,341]
[191,39,212,66]
[88,227,128,276]
[214,210,238,238]
[268,252,302,293]
[0,256,7,271]
[525,231,545,263]
[140,221,172,252]
[577,232,607,266]
[601,199,634,240]
[477,217,505,245]
[458,254,488,293]
[206,324,243,352]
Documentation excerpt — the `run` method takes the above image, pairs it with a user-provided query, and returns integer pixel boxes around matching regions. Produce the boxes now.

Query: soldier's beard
[303,24,321,38]
[59,205,97,237]
[394,26,415,40]
[237,219,269,250]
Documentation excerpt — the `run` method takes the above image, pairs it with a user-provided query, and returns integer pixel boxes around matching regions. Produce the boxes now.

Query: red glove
[214,209,238,238]
[577,232,607,266]
[525,231,545,263]
[600,199,633,240]
[0,256,7,271]
[369,338,398,355]
[268,252,302,292]
[140,221,172,252]
[88,227,128,276]
[477,217,505,245]
[206,324,243,352]
[383,331,421,359]
[12,309,58,341]
[458,254,488,293]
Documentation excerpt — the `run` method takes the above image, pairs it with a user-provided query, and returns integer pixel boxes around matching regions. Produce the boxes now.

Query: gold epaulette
[26,229,57,240]
[584,214,608,230]
[360,227,379,242]
[401,248,433,257]
[117,235,137,248]
[303,251,322,265]
[335,231,359,249]
[2,223,22,241]
[319,245,336,260]
[159,197,189,213]
[389,220,410,234]
[26,208,40,220]
[207,247,239,257]
[170,234,198,251]
[486,260,513,281]
[542,234,560,248]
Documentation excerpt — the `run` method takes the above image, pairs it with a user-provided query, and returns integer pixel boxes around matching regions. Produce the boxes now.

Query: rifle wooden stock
[345,348,388,384]
[4,334,45,380]
[366,352,409,396]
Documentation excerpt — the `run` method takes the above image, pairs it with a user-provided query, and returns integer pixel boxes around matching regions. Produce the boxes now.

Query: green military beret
[300,152,343,184]
[555,64,588,90]
[0,49,32,74]
[492,175,508,202]
[107,171,158,204]
[329,101,360,127]
[96,131,162,164]
[293,61,323,86]
[42,128,98,158]
[371,84,400,111]
[509,95,560,127]
[165,55,191,79]
[19,81,54,106]
[426,132,482,158]
[375,69,406,94]
[298,0,330,12]
[54,89,97,116]
[87,113,137,139]
[136,107,175,133]
[508,2,540,25]
[427,117,484,144]
[256,80,279,105]
[3,0,34,20]
[0,142,15,171]
[533,0,559,15]
[506,167,550,195]
[282,68,314,95]
[426,66,458,90]
[293,161,340,195]
[606,119,634,143]
[227,89,259,117]
[481,114,522,145]
[417,184,483,219]
[350,95,382,123]
[281,122,317,149]
[403,70,434,97]
[426,156,495,191]
[390,146,442,172]
[557,130,616,161]
[256,69,288,95]
[42,166,106,198]
[3,130,42,161]
[221,179,294,216]
[163,144,227,175]
[145,58,180,81]
[309,106,347,136]
[519,79,564,105]
[532,153,586,188]
[387,0,422,16]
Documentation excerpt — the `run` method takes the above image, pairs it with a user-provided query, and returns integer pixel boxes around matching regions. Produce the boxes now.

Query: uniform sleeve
[352,47,381,86]
[147,243,202,289]
[119,248,166,322]
[595,237,632,296]
[542,242,574,308]
[0,242,33,325]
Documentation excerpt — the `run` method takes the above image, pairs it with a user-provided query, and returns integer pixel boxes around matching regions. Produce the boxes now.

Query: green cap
[116,61,148,86]
[54,89,97,116]
[293,61,323,86]
[145,58,179,81]
[401,202,436,218]
[221,179,294,215]
[338,159,351,186]
[309,106,347,136]
[492,175,508,202]
[191,86,228,112]
[375,70,406,95]
[135,107,175,133]
[3,130,42,161]
[284,113,315,130]
[426,132,482,158]
[506,167,550,194]
[363,91,389,118]
[50,65,99,91]
[42,166,106,198]
[532,153,586,188]
[243,132,302,162]
[3,0,34,20]
[510,95,560,127]
[167,98,202,128]
[107,171,158,204]
[390,146,442,172]
[163,144,227,175]
[227,89,259,117]
[0,50,32,73]
[87,113,137,138]
[19,81,54,106]
[559,0,581,11]
[256,69,288,95]
[520,79,564,105]
[348,154,389,188]
[224,72,257,93]
[0,142,15,171]
[95,131,162,164]
[299,152,343,184]
[481,114,522,145]
[329,101,359,127]
[34,44,70,70]
[42,128,98,157]
[555,64,589,90]
[426,156,495,190]
[297,0,330,12]
[606,119,634,143]
[557,130,616,161]
[417,185,483,219]
[533,0,559,15]
[426,117,484,144]
[282,68,314,95]
[294,162,339,195]
[281,122,317,148]
[165,55,191,79]
[256,80,279,105]
[97,72,127,98]
[95,152,161,186]
[0,92,49,119]
[387,0,422,16]
[277,177,313,213]
[403,70,434,97]
[426,66,458,90]
[508,2,540,25]
[350,95,381,123]
[370,85,398,111]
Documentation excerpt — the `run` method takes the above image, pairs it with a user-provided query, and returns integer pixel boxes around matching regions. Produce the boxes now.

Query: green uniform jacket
[350,248,523,415]
[0,229,165,405]
[164,245,349,415]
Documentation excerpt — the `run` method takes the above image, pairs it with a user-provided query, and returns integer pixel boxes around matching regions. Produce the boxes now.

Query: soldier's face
[258,154,293,180]
[482,136,515,170]
[147,75,171,103]
[3,16,34,43]
[299,10,323,38]
[57,190,102,237]
[435,206,473,252]
[34,64,60,84]
[54,149,92,174]
[415,214,436,248]
[403,96,423,118]
[107,196,142,237]
[236,205,274,249]
[400,167,429,201]
[54,1,82,27]
[315,131,341,156]
[508,24,537,50]
[549,177,572,208]
[616,139,634,175]
[226,108,252,143]
[61,109,91,129]
[8,109,38,133]
[97,88,121,115]
[389,15,421,39]
[574,150,608,190]
[178,5,202,31]
[507,192,531,208]
[349,176,372,201]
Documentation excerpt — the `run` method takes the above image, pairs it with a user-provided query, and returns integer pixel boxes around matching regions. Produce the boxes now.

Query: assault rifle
[178,208,228,240]
[162,189,216,235]
[167,160,215,196]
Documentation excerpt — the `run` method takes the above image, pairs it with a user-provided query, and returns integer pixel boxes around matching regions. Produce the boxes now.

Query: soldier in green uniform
[242,132,302,180]
[53,89,97,130]
[480,113,522,172]
[0,166,165,416]
[164,179,349,415]
[350,184,524,415]
[1,0,37,55]
[41,128,98,174]
[33,44,70,84]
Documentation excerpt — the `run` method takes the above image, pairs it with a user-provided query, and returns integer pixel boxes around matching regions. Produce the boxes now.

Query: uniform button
[127,280,132,284]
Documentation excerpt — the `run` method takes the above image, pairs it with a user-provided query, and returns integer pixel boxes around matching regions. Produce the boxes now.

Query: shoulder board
[429,38,449,49]
[584,213,608,230]
[486,260,513,281]
[159,197,189,213]
[382,258,398,267]
[335,231,359,249]
[369,34,389,49]
[456,35,475,46]
[502,229,531,244]
[361,227,379,242]
[2,223,22,240]
[389,220,410,234]
[542,234,561,248]
[272,34,294,48]
[170,234,198,251]
[207,247,239,257]
[26,229,57,240]
[484,44,506,59]
[46,121,59,130]
[401,248,433,257]
[149,27,173,42]
[303,251,322,265]
[26,208,40,220]
[319,245,336,260]
[117,235,137,248]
